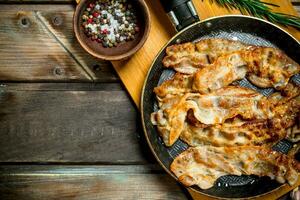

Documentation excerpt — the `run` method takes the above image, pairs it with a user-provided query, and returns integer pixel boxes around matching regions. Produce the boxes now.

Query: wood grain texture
[0,165,189,200]
[0,5,116,82]
[295,5,300,14]
[0,83,150,163]
[112,0,300,107]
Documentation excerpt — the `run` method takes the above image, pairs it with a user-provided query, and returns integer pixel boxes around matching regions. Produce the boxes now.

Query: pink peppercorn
[93,12,100,18]
[88,3,95,8]
[87,18,93,24]
[102,29,108,34]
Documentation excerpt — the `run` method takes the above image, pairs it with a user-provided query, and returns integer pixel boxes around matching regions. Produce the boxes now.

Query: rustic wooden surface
[0,165,189,200]
[0,83,148,163]
[0,1,299,200]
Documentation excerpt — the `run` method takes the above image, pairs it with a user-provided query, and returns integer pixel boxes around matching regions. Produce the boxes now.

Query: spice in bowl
[81,0,140,48]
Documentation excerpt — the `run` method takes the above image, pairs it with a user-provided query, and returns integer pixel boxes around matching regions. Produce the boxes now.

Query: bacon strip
[162,38,250,74]
[151,86,274,146]
[163,39,300,92]
[171,145,300,189]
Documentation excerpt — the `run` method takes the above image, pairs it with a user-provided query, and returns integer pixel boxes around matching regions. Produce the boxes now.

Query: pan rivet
[206,22,212,28]
[176,39,181,44]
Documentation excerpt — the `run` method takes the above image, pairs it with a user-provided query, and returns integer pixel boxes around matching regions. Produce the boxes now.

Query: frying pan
[141,0,300,199]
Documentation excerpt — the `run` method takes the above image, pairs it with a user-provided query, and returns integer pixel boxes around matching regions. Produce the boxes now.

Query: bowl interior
[75,0,149,60]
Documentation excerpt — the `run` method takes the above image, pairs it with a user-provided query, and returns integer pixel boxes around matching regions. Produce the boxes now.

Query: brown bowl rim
[73,0,151,61]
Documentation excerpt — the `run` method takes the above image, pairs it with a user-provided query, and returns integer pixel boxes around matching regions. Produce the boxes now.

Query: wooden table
[0,1,299,199]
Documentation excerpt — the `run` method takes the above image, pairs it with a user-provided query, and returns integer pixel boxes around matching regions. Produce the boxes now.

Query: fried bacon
[154,73,193,99]
[192,53,247,94]
[286,114,300,143]
[191,47,300,93]
[163,39,300,92]
[243,47,300,89]
[151,86,276,146]
[180,119,283,147]
[151,38,300,189]
[162,38,250,74]
[170,146,300,189]
[152,91,299,147]
[182,97,300,147]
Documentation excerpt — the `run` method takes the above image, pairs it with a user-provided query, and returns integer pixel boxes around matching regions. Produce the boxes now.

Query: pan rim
[140,14,300,199]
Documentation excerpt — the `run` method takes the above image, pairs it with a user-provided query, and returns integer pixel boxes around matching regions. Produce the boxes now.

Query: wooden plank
[36,6,117,82]
[295,5,300,14]
[0,5,117,82]
[0,83,148,163]
[0,164,293,200]
[0,165,189,200]
[112,0,300,107]
[0,6,89,82]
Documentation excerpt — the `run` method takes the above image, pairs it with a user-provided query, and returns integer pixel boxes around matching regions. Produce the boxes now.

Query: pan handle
[160,0,199,32]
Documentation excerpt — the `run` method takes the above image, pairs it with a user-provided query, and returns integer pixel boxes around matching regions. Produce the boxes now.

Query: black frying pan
[141,0,300,199]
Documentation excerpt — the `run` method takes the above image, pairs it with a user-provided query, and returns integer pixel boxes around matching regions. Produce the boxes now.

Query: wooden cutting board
[110,1,300,199]
[112,0,300,108]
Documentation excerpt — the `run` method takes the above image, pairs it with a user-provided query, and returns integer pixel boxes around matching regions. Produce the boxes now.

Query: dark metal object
[141,16,300,199]
[160,0,199,31]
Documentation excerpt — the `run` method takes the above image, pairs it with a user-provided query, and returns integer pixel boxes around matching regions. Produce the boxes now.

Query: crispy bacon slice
[282,98,300,143]
[187,86,272,124]
[269,83,300,106]
[152,86,300,146]
[243,47,300,89]
[182,94,300,147]
[192,53,247,94]
[180,119,282,147]
[191,48,300,93]
[286,119,300,143]
[151,94,191,146]
[182,95,300,146]
[162,39,250,74]
[170,146,300,189]
[154,73,193,99]
[163,39,300,92]
[151,86,274,146]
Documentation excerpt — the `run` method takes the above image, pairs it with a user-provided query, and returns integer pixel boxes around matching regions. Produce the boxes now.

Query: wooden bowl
[74,0,150,61]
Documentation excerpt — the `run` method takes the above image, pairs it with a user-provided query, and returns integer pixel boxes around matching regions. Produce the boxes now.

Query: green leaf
[208,0,300,29]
